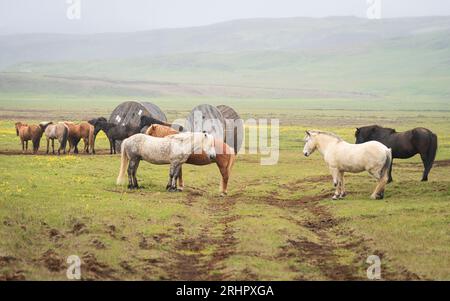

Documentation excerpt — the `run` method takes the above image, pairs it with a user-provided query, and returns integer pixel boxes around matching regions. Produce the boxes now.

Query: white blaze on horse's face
[303,132,316,157]
[203,133,216,160]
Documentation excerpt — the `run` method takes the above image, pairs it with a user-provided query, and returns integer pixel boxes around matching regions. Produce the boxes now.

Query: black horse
[90,119,141,154]
[87,117,107,154]
[139,115,183,133]
[89,116,181,154]
[355,125,438,182]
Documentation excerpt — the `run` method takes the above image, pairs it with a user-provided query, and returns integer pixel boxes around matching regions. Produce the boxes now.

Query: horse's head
[303,130,318,157]
[202,132,216,160]
[89,117,107,136]
[39,121,53,132]
[15,122,24,136]
[355,125,386,144]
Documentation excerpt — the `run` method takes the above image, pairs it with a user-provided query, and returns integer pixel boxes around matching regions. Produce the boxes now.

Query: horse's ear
[356,127,360,132]
[305,130,311,136]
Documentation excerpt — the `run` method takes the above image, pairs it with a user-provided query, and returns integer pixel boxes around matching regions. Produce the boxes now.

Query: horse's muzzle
[303,152,309,157]
[209,155,216,160]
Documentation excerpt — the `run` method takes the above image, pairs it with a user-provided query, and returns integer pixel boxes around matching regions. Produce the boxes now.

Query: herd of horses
[14,116,438,199]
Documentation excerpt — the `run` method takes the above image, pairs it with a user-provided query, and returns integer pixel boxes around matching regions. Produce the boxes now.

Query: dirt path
[165,188,239,280]
[265,176,422,280]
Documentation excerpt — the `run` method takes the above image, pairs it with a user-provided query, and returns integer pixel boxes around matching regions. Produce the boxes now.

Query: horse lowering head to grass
[146,124,236,196]
[15,122,48,154]
[44,122,69,155]
[355,125,438,182]
[139,115,184,133]
[303,130,392,200]
[90,119,142,154]
[117,132,216,192]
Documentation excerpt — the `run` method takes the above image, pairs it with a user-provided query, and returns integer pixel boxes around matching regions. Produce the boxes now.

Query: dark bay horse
[355,125,438,182]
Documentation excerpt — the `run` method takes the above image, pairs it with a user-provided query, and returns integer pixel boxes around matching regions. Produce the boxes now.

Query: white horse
[117,132,216,192]
[303,130,392,200]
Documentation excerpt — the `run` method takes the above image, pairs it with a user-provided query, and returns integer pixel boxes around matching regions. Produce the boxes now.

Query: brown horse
[146,124,236,196]
[64,122,95,154]
[15,122,46,154]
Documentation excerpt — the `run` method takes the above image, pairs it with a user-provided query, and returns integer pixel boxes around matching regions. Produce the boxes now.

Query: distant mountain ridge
[1,16,450,69]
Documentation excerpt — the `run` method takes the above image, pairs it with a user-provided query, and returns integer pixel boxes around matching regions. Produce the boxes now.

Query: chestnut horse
[15,122,46,154]
[64,122,95,154]
[146,124,236,196]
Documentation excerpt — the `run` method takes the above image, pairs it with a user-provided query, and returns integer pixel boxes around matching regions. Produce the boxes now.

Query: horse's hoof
[387,179,393,184]
[421,178,428,182]
[332,195,339,200]
[220,192,228,197]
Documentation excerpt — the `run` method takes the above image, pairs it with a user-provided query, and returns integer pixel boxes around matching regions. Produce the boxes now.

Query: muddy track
[266,177,422,280]
[166,189,239,280]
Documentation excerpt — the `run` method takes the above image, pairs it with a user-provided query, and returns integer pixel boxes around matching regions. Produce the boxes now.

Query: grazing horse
[44,122,69,155]
[303,130,392,200]
[146,124,236,196]
[90,120,142,154]
[139,115,183,133]
[87,117,107,154]
[355,125,438,182]
[117,132,216,192]
[15,122,46,154]
[64,122,95,154]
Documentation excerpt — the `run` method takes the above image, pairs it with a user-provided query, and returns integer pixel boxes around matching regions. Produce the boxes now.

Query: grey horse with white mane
[117,132,216,192]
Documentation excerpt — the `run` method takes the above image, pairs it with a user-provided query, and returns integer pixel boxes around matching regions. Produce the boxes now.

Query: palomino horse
[117,132,216,192]
[15,122,47,154]
[355,125,438,182]
[303,130,392,200]
[64,122,95,154]
[44,122,69,155]
[146,124,236,196]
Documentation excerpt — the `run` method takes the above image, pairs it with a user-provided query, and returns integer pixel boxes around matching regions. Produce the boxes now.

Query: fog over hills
[1,16,449,99]
[1,16,450,69]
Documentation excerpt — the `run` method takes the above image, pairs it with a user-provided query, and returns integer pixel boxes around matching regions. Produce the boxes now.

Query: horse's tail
[61,125,69,150]
[427,133,438,167]
[88,124,95,153]
[116,140,129,185]
[381,148,392,182]
[226,145,237,175]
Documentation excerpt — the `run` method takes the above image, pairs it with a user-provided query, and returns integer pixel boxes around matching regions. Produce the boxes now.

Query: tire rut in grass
[166,189,239,280]
[269,179,421,280]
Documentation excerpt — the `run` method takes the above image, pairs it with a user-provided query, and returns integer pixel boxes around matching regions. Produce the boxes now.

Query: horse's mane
[375,125,396,133]
[310,130,343,141]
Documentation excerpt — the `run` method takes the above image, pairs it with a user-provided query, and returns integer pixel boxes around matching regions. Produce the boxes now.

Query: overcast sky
[1,0,450,34]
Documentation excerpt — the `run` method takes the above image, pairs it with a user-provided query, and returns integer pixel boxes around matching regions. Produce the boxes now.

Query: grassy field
[0,96,449,281]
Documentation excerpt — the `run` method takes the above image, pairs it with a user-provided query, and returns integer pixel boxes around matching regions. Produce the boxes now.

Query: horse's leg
[25,140,28,152]
[420,152,433,182]
[387,158,394,183]
[167,163,181,192]
[330,168,341,200]
[370,169,386,200]
[132,158,141,189]
[52,139,55,154]
[127,157,140,189]
[218,163,229,196]
[338,171,346,198]
[46,139,50,154]
[177,167,184,191]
